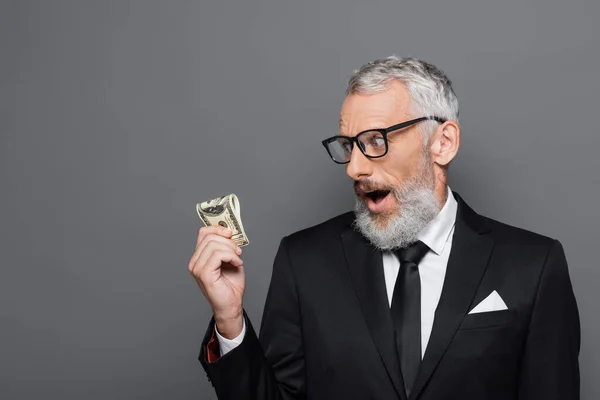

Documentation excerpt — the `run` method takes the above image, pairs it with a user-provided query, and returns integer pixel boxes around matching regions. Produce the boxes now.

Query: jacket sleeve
[199,236,306,400]
[518,240,580,399]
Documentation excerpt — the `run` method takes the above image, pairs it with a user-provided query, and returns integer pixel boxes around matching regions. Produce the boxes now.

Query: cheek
[382,140,425,183]
[378,157,415,186]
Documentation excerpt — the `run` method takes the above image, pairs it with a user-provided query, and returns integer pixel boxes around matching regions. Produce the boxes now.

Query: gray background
[1,0,597,399]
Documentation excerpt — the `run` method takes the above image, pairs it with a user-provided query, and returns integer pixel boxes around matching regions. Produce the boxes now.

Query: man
[188,56,580,399]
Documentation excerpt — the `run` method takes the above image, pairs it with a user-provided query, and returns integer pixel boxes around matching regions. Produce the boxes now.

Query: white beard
[352,159,441,251]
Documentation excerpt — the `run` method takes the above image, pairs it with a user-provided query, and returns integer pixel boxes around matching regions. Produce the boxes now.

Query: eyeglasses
[321,116,446,164]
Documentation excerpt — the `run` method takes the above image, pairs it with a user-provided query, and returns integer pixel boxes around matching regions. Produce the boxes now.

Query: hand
[189,226,245,339]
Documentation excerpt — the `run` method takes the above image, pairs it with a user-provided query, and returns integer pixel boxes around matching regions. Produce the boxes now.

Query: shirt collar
[417,186,458,256]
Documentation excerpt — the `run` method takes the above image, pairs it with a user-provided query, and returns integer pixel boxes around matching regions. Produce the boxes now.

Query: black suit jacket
[199,192,580,400]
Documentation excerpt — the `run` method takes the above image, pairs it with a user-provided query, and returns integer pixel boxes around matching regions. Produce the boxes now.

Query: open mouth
[364,189,391,204]
[354,181,394,214]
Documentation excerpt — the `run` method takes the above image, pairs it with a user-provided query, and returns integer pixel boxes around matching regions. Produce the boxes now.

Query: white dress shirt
[382,186,457,357]
[216,187,458,358]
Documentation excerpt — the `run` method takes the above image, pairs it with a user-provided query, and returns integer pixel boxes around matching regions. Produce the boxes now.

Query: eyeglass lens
[326,131,386,162]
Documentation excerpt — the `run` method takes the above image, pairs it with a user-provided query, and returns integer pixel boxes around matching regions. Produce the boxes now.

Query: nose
[346,145,373,180]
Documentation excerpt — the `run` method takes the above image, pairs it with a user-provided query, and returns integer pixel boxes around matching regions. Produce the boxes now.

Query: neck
[433,170,449,210]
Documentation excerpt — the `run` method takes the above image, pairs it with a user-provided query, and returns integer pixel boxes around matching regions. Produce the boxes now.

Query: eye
[342,140,353,153]
[369,135,385,148]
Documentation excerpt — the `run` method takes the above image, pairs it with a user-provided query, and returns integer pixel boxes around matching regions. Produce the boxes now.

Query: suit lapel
[409,193,494,400]
[341,228,407,400]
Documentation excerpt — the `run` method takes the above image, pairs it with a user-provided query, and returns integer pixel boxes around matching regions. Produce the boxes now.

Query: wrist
[214,310,244,340]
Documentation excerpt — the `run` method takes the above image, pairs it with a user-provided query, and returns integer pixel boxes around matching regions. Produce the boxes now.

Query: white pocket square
[468,290,508,314]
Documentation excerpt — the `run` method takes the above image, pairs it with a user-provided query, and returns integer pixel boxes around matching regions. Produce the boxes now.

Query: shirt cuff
[215,318,247,357]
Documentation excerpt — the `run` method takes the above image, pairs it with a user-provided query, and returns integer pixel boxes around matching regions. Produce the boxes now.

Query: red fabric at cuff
[206,328,220,363]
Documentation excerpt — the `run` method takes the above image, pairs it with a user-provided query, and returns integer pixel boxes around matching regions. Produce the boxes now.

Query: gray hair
[346,56,459,139]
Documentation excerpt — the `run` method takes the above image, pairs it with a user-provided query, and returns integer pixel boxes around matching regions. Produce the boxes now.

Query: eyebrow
[339,121,389,133]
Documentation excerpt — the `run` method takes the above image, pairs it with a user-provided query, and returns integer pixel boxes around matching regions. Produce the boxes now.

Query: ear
[429,120,460,167]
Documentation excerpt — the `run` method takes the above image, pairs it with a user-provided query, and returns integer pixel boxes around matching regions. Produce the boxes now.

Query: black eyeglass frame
[321,116,447,164]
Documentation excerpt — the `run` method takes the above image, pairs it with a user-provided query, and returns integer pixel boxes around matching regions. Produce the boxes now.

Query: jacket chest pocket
[458,309,514,330]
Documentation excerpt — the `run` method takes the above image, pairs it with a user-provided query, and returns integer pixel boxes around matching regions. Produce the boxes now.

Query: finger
[192,242,242,275]
[196,225,232,246]
[194,249,244,281]
[197,233,240,257]
[204,250,244,274]
[190,234,241,270]
[196,241,241,270]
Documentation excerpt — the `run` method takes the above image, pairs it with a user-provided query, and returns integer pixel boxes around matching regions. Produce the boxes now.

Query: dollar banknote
[196,194,249,247]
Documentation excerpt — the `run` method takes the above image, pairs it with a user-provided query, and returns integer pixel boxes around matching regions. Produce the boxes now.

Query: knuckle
[204,239,219,252]
[216,250,232,262]
[204,251,218,265]
[199,227,217,238]
[199,267,211,280]
[190,261,201,275]
[188,256,199,270]
[212,249,225,259]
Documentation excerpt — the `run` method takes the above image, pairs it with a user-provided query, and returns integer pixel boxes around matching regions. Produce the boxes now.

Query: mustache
[353,179,394,195]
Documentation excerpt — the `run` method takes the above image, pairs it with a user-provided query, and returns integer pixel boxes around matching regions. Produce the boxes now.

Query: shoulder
[480,215,565,268]
[484,216,556,247]
[454,191,555,248]
[455,191,561,263]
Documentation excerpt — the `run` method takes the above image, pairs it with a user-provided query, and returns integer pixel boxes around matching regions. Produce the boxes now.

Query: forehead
[340,80,412,135]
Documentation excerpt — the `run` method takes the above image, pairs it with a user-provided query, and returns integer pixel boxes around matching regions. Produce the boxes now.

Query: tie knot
[396,240,429,265]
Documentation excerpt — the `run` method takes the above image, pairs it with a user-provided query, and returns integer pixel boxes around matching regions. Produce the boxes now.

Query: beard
[352,153,441,251]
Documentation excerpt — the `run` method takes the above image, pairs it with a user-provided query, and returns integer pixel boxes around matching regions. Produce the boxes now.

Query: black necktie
[391,240,429,397]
